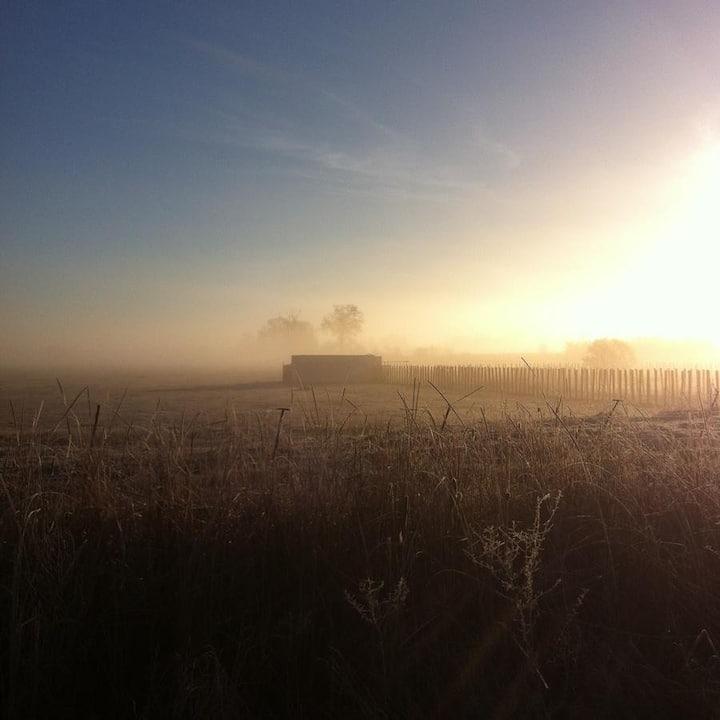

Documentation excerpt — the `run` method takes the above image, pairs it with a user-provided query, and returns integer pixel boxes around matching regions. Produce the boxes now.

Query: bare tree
[321,304,364,348]
[258,311,317,352]
[583,338,635,368]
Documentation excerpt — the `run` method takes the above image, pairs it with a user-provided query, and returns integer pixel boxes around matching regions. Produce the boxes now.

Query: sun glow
[644,143,720,337]
[562,142,720,345]
[672,142,720,252]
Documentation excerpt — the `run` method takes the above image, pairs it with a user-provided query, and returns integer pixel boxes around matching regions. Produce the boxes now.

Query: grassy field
[0,369,651,436]
[2,372,720,718]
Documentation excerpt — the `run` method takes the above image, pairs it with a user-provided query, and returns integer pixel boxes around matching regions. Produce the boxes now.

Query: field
[2,371,720,718]
[0,368,658,436]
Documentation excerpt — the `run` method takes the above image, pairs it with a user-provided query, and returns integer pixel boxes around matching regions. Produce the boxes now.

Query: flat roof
[290,354,380,360]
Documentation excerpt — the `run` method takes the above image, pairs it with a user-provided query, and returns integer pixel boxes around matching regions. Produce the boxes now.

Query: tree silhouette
[321,304,364,348]
[583,338,635,368]
[258,312,317,351]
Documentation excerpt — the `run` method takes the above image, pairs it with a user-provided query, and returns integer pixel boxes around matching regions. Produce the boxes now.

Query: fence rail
[383,363,720,406]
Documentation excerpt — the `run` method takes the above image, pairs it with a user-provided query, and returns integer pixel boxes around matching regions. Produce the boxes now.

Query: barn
[282,354,383,386]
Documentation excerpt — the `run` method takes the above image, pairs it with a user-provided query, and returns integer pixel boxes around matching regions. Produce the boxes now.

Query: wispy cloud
[318,88,405,142]
[181,123,487,201]
[182,35,405,142]
[475,125,522,170]
[170,36,518,201]
[181,37,290,87]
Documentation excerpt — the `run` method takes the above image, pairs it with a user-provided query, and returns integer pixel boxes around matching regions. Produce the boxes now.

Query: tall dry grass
[2,389,720,718]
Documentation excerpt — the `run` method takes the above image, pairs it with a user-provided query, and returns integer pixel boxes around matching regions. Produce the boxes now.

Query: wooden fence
[383,363,720,406]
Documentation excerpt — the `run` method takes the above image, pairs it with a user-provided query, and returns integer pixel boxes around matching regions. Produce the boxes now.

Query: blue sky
[2,1,720,366]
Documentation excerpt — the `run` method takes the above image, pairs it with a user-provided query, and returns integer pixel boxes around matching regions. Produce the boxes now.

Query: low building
[282,354,383,386]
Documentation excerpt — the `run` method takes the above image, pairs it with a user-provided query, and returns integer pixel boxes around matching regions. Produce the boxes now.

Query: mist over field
[5,2,720,719]
[4,3,720,374]
[3,322,719,379]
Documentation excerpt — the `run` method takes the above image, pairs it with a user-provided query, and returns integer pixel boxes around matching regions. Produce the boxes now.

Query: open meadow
[2,371,720,718]
[0,368,668,439]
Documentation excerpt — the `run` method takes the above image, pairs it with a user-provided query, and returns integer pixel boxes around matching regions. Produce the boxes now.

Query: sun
[556,141,720,345]
[681,142,720,244]
[659,142,720,326]
[621,141,720,342]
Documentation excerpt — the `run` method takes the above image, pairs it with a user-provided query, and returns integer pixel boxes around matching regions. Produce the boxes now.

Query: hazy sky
[2,1,720,366]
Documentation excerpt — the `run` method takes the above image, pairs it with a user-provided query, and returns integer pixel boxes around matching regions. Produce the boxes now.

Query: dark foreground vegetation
[2,399,720,718]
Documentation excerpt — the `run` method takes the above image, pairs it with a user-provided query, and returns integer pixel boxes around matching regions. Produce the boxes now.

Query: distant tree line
[581,338,635,368]
[256,313,644,368]
[563,338,636,368]
[257,304,364,353]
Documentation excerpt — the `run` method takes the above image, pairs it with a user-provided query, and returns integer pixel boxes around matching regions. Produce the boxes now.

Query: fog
[4,300,719,382]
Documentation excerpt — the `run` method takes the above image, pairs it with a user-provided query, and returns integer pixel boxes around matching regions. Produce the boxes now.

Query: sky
[2,0,720,367]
